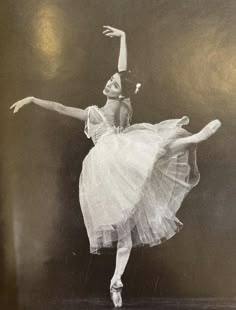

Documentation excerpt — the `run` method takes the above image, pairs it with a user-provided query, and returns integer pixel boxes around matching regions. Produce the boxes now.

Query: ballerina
[10,26,221,308]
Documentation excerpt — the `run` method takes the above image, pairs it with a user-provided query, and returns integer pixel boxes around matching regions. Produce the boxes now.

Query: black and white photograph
[1,1,235,309]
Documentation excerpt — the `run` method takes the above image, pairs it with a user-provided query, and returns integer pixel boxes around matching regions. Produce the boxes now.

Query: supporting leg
[110,232,132,308]
[111,232,132,286]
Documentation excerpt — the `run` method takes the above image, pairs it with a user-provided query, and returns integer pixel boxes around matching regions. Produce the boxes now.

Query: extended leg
[168,119,221,155]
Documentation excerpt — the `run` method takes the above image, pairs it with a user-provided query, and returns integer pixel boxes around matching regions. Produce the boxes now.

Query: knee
[117,235,132,250]
[117,245,132,255]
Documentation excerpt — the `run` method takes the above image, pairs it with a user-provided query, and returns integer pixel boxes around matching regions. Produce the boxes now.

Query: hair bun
[119,70,142,99]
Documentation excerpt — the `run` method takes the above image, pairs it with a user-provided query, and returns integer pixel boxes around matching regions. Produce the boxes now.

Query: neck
[105,97,120,105]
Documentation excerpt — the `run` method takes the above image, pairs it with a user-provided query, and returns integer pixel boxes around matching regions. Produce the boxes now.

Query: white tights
[110,232,132,287]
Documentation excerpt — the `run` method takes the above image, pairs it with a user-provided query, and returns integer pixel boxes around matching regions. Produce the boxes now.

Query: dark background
[1,0,236,308]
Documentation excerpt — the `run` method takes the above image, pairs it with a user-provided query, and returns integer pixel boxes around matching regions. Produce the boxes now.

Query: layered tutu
[79,105,200,254]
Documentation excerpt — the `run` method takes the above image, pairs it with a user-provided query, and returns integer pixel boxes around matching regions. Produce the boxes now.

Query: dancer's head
[103,70,141,99]
[103,72,122,98]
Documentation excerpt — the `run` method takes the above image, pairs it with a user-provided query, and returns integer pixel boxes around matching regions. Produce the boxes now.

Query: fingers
[13,105,19,113]
[102,26,124,39]
[102,29,115,38]
[102,29,111,34]
[103,25,114,30]
[103,25,117,34]
[10,102,22,113]
[10,103,20,113]
[11,105,17,113]
[10,101,22,112]
[105,33,114,37]
[103,29,115,37]
[14,103,23,113]
[10,102,17,109]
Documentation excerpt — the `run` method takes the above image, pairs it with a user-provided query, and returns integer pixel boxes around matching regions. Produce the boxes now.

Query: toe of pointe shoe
[208,119,222,132]
[110,280,123,308]
[110,291,122,308]
[215,119,222,128]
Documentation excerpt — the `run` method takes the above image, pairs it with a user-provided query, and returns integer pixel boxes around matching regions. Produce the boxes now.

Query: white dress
[79,105,200,254]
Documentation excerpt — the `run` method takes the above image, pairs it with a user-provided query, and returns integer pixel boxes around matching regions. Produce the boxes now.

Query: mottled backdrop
[1,0,236,309]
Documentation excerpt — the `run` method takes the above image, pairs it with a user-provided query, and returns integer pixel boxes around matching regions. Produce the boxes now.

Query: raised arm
[10,96,87,121]
[103,26,127,72]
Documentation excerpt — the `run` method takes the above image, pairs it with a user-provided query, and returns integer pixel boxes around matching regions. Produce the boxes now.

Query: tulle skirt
[79,117,200,254]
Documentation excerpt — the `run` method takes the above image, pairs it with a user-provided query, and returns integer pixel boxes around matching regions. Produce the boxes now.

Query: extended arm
[103,26,127,72]
[10,96,87,121]
[118,33,127,72]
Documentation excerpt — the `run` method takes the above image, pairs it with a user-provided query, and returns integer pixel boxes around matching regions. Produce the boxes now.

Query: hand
[10,96,33,113]
[102,26,125,38]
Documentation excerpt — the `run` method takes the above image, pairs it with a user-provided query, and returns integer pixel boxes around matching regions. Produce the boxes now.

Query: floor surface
[24,297,236,310]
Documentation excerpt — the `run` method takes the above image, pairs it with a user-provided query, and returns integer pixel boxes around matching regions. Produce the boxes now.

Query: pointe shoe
[194,119,222,143]
[110,278,123,308]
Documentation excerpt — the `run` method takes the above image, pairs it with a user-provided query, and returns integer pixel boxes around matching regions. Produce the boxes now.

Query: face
[103,73,122,98]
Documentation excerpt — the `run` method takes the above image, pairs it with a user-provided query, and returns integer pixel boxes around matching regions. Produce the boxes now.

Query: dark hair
[118,70,141,99]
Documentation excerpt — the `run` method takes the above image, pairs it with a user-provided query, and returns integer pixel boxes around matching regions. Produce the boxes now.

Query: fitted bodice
[84,104,132,145]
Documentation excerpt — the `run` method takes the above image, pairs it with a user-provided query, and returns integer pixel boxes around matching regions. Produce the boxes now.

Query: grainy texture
[1,0,235,308]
